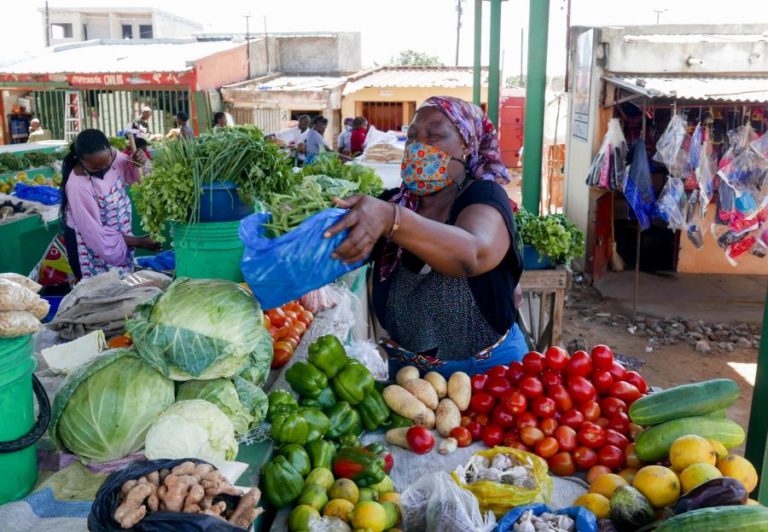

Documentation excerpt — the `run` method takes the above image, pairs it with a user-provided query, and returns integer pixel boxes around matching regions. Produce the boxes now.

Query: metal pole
[455,0,463,67]
[45,0,50,47]
[488,0,502,127]
[264,16,270,74]
[472,0,482,106]
[633,101,647,321]
[520,28,524,84]
[244,15,251,80]
[521,0,550,213]
[746,288,768,500]
[564,0,572,91]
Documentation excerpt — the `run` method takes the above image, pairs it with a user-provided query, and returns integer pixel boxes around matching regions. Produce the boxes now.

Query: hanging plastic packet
[657,177,688,231]
[735,189,759,214]
[689,123,703,169]
[759,225,768,248]
[696,141,716,215]
[717,180,737,225]
[717,230,742,249]
[653,114,690,177]
[718,148,768,194]
[750,130,768,161]
[685,189,704,249]
[726,235,756,266]
[586,118,627,189]
[623,138,657,230]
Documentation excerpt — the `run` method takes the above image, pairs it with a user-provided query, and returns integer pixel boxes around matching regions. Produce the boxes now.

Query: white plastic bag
[657,177,688,231]
[653,114,690,177]
[345,340,388,381]
[0,278,48,319]
[0,273,41,293]
[400,471,496,532]
[0,311,40,337]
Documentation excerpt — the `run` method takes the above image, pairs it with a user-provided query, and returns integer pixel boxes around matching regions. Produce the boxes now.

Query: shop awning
[604,75,768,104]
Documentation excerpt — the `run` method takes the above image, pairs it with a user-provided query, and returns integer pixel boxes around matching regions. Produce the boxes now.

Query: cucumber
[629,379,739,426]
[634,416,745,462]
[704,409,728,419]
[656,505,768,531]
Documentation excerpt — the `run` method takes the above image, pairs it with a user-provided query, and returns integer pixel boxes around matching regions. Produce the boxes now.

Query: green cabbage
[127,278,272,381]
[50,349,175,464]
[144,399,238,467]
[233,376,269,426]
[177,379,253,437]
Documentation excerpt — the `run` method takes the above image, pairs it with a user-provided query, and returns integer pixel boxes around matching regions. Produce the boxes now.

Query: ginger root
[228,488,264,529]
[182,484,205,514]
[201,470,242,497]
[115,483,154,529]
[160,474,198,512]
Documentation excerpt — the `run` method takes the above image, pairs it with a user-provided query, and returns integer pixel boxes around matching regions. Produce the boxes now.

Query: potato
[435,398,461,437]
[447,372,471,411]
[413,407,435,430]
[382,385,429,422]
[396,366,420,386]
[424,371,447,399]
[402,378,439,410]
[385,427,410,449]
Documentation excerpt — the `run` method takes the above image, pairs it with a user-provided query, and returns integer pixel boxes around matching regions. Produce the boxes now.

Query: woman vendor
[327,96,527,378]
[60,128,160,280]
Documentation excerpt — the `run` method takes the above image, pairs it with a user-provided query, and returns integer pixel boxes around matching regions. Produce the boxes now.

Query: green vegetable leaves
[515,209,585,265]
[301,152,383,196]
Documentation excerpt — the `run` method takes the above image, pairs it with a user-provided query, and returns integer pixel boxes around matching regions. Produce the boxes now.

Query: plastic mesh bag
[401,471,496,532]
[239,209,364,311]
[657,178,688,231]
[0,278,49,318]
[496,503,598,532]
[450,447,552,518]
[0,310,40,337]
[653,114,690,177]
[0,273,41,293]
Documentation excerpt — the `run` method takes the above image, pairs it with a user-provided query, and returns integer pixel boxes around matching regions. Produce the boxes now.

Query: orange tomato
[107,335,133,349]
[283,310,299,323]
[271,340,295,369]
[298,310,314,326]
[267,307,287,328]
[268,327,280,343]
[282,336,299,350]
[278,326,294,340]
[520,427,545,447]
[290,321,307,338]
[535,437,560,458]
[285,302,303,313]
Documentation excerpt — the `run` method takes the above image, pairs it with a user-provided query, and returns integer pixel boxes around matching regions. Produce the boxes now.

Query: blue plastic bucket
[523,245,553,270]
[199,182,253,222]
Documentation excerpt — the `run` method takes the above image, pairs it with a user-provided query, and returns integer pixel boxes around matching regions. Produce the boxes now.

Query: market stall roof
[224,75,348,92]
[0,39,242,75]
[604,75,768,104]
[343,66,489,96]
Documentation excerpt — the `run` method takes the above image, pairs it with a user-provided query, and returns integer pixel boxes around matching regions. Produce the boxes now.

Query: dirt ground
[561,281,757,432]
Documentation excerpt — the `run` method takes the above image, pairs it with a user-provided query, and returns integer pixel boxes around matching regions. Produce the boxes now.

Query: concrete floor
[594,271,768,324]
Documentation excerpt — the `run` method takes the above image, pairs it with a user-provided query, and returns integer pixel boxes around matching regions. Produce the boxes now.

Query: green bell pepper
[307,335,349,379]
[267,390,298,422]
[262,455,304,508]
[278,443,311,477]
[333,363,375,405]
[286,361,328,399]
[306,439,336,470]
[326,401,363,440]
[300,387,337,411]
[357,388,391,431]
[332,446,386,488]
[271,412,309,445]
[336,433,361,447]
[388,412,413,428]
[298,407,330,442]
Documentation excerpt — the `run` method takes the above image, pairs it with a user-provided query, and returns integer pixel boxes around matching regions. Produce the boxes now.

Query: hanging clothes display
[586,118,628,190]
[653,114,690,177]
[622,138,657,230]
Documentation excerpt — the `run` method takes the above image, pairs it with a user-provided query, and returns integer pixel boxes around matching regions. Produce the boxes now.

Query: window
[121,24,133,39]
[139,25,153,39]
[50,23,73,39]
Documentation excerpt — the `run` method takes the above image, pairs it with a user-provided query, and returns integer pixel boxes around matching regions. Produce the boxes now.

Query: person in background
[59,129,160,280]
[176,111,194,140]
[131,106,152,136]
[302,116,332,164]
[326,96,525,377]
[350,116,369,156]
[337,117,354,156]
[28,118,52,143]
[212,112,228,130]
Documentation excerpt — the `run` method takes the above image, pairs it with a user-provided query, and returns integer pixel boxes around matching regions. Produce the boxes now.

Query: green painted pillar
[746,288,768,500]
[487,0,502,127]
[521,0,550,214]
[472,0,483,106]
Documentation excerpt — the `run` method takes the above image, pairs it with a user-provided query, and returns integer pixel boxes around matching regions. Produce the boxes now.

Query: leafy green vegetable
[302,152,383,196]
[0,153,25,173]
[109,136,128,151]
[176,379,253,437]
[21,151,55,168]
[233,376,269,427]
[514,209,585,265]
[144,399,238,467]
[126,278,272,380]
[49,349,175,463]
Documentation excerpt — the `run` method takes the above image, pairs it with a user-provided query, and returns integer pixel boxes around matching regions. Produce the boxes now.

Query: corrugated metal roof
[604,75,768,103]
[624,34,768,44]
[0,40,241,75]
[343,67,487,95]
[240,75,348,92]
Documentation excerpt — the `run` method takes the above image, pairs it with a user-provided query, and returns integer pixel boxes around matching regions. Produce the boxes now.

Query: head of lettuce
[127,278,272,382]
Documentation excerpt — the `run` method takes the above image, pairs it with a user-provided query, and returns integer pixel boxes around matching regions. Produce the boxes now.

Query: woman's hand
[124,235,162,252]
[131,149,148,166]
[324,195,394,264]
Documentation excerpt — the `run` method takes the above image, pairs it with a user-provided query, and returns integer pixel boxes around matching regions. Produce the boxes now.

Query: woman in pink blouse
[60,129,159,280]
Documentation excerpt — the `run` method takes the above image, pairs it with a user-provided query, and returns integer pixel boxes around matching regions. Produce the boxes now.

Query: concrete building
[564,24,768,277]
[42,7,202,46]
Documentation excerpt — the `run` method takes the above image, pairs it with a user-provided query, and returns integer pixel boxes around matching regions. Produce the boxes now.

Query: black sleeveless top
[371,180,523,358]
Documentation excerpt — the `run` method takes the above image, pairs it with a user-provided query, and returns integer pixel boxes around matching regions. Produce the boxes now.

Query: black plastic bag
[88,458,247,532]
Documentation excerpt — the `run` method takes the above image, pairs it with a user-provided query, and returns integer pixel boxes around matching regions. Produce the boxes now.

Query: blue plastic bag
[136,250,175,272]
[239,208,364,310]
[495,503,598,532]
[12,183,61,205]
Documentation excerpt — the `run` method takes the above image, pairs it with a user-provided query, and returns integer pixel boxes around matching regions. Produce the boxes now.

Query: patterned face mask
[400,141,464,196]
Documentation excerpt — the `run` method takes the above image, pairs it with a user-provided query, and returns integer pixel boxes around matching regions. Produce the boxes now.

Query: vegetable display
[127,278,272,381]
[264,301,314,369]
[176,379,254,437]
[301,152,383,196]
[50,349,175,464]
[514,209,585,265]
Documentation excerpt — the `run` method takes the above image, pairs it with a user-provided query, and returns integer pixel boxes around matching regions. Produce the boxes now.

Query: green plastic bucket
[173,221,244,282]
[0,335,50,505]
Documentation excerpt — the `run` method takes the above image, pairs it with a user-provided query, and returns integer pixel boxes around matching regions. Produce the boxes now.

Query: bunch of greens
[20,151,56,168]
[302,152,383,196]
[514,209,585,265]
[109,136,128,151]
[0,153,25,173]
[262,175,359,237]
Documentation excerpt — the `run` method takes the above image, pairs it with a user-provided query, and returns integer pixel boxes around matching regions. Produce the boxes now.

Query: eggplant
[675,477,748,515]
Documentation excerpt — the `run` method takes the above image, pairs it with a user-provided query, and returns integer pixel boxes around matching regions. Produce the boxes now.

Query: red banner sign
[0,71,195,87]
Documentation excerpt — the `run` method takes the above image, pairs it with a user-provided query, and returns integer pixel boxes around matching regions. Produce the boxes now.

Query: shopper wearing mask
[326,96,527,378]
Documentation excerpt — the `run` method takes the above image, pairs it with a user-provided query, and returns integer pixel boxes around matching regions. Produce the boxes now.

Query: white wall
[153,11,203,39]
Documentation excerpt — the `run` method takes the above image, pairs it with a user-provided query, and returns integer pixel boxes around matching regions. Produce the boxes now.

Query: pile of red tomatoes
[461,345,648,476]
[264,302,315,369]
